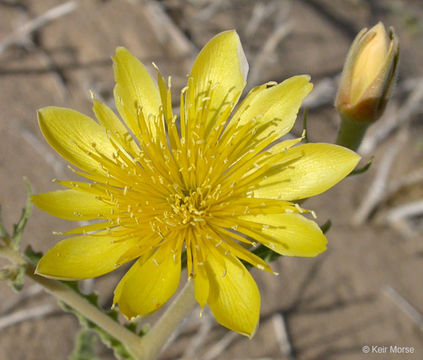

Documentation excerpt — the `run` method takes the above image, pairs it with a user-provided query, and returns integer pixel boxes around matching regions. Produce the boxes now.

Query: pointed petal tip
[235,319,259,339]
[114,46,129,57]
[332,144,362,170]
[115,305,140,322]
[37,106,55,124]
[297,74,312,82]
[208,30,249,81]
[34,263,42,276]
[246,323,259,339]
[223,30,249,81]
[34,259,76,281]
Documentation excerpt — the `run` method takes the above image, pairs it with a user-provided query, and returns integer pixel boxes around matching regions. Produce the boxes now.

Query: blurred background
[0,0,422,359]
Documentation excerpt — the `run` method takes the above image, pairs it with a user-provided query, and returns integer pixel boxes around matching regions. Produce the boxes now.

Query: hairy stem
[0,246,143,359]
[139,280,196,360]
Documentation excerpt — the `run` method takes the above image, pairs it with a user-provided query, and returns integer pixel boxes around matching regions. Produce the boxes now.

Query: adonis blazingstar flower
[33,31,360,336]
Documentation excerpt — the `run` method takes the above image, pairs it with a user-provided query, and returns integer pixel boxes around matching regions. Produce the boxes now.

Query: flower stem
[1,245,197,360]
[336,115,370,152]
[139,280,196,360]
[0,246,142,359]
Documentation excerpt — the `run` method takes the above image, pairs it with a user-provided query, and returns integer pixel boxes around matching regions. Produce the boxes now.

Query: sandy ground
[1,1,423,359]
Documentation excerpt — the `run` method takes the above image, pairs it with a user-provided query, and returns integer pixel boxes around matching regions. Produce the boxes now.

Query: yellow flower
[335,22,399,123]
[33,31,360,336]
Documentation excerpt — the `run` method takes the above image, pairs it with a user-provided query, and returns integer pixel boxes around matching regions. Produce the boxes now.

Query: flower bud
[335,22,399,123]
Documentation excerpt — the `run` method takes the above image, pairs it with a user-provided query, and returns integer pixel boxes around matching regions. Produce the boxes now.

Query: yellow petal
[187,30,248,135]
[38,106,115,176]
[113,47,161,139]
[32,190,111,221]
[254,143,360,201]
[240,213,327,257]
[206,253,260,337]
[113,244,181,319]
[92,99,140,156]
[36,233,137,280]
[194,265,209,309]
[233,76,312,141]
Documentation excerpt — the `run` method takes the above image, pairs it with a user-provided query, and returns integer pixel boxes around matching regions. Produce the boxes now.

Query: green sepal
[348,156,373,176]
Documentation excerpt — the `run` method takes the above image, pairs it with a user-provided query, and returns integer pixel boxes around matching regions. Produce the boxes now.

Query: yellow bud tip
[351,22,389,104]
[335,21,399,123]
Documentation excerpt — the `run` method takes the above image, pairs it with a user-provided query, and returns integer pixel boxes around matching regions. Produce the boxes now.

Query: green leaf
[319,219,332,234]
[12,178,33,250]
[0,264,27,292]
[24,245,43,265]
[0,205,10,245]
[348,157,373,176]
[69,329,101,360]
[11,264,27,291]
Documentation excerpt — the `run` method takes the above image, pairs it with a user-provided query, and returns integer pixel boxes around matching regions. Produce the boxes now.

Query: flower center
[169,188,208,226]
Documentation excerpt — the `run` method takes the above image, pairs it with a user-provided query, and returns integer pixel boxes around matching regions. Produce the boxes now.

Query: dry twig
[244,2,277,38]
[248,22,292,88]
[180,312,213,360]
[1,284,44,314]
[0,1,77,54]
[384,200,423,236]
[360,80,423,156]
[352,127,409,225]
[386,169,423,199]
[192,0,227,21]
[272,313,295,359]
[247,0,292,88]
[141,0,196,71]
[0,304,57,331]
[383,286,423,333]
[160,305,202,356]
[201,331,239,360]
[303,77,338,109]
